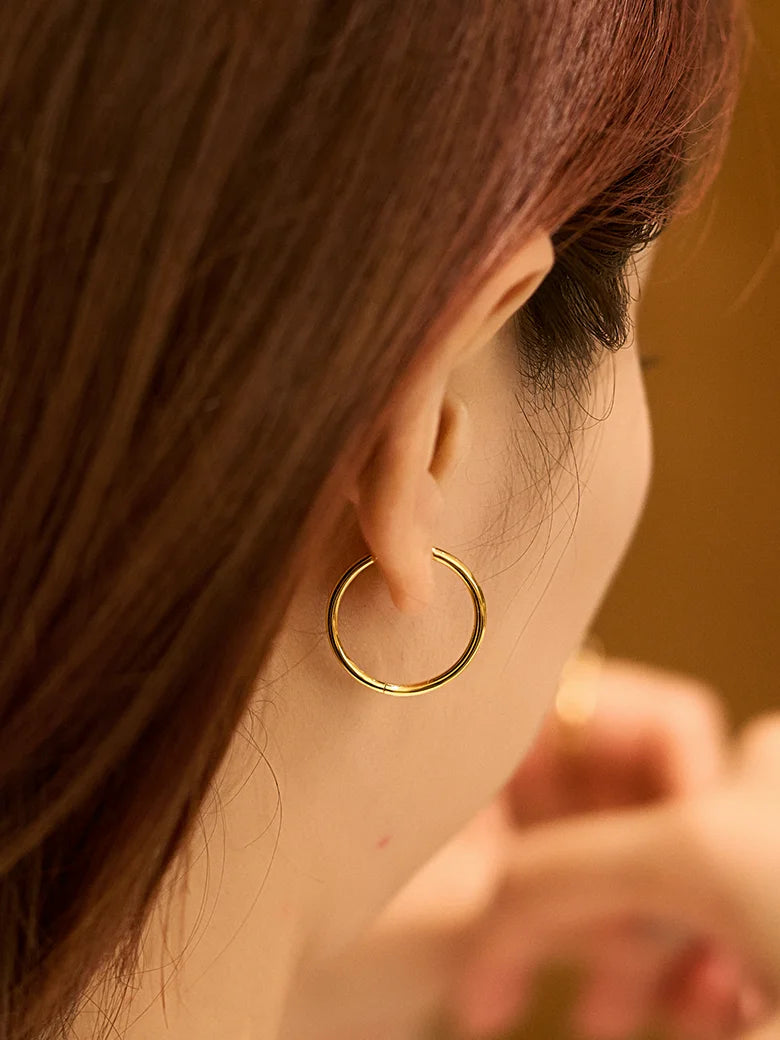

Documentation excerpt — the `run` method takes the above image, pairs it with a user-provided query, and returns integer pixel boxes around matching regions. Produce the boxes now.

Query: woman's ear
[349,230,554,614]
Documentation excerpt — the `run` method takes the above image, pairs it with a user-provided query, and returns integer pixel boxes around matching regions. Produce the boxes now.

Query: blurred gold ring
[554,638,604,750]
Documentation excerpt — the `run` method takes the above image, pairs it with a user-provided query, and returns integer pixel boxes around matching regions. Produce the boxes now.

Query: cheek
[585,343,653,568]
[422,343,652,826]
[496,341,652,722]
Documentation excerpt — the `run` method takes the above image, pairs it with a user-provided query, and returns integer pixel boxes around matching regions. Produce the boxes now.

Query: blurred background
[437,1,780,1037]
[596,0,780,734]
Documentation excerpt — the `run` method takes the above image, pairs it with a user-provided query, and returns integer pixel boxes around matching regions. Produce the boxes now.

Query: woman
[0,1,747,1038]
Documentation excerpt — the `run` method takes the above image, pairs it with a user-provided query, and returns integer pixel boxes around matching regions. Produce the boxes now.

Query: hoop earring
[326,547,487,697]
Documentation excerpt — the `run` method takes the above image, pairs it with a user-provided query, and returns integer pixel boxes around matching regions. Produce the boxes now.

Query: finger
[504,661,728,825]
[451,956,535,1038]
[663,943,745,1040]
[737,715,780,785]
[453,803,751,1012]
[571,922,677,1040]
[582,660,728,796]
[502,713,569,825]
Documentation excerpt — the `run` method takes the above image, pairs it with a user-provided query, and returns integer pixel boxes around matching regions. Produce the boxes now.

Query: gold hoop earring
[326,547,487,697]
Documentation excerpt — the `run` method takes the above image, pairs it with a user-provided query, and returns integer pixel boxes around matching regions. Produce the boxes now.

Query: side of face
[231,237,654,957]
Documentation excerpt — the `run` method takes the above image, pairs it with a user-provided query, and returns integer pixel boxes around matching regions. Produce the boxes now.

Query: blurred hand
[447,654,737,1040]
[503,654,729,826]
[451,697,780,1040]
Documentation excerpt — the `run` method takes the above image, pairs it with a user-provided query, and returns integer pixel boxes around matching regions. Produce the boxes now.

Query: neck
[72,724,314,1040]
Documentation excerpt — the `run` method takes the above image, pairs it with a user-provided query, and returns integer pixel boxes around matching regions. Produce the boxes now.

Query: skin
[450,707,780,1040]
[279,659,736,1040]
[76,230,656,1040]
[279,665,777,1040]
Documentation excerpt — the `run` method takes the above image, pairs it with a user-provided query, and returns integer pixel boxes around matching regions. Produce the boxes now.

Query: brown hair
[0,0,744,1035]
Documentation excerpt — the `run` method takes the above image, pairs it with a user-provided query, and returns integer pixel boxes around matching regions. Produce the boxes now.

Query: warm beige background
[439,2,780,1037]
